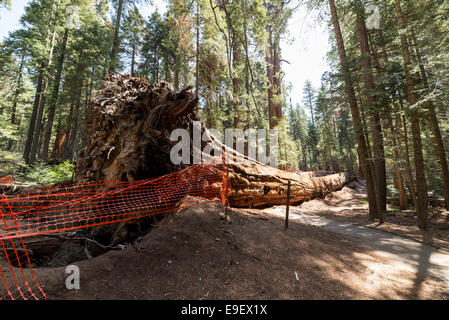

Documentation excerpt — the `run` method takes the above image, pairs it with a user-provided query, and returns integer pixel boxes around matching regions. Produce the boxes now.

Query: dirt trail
[264,206,449,288]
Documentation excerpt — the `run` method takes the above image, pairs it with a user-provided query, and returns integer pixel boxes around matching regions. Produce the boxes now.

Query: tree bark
[195,0,200,104]
[394,0,428,229]
[131,43,136,75]
[24,69,44,163]
[30,13,58,163]
[384,105,409,209]
[266,26,276,129]
[109,0,124,74]
[174,62,179,91]
[355,82,372,158]
[398,94,417,206]
[273,36,282,120]
[8,52,25,151]
[66,82,83,161]
[328,0,380,221]
[29,79,49,163]
[369,32,416,207]
[42,27,69,161]
[24,0,57,163]
[410,29,449,210]
[232,37,242,129]
[357,15,387,215]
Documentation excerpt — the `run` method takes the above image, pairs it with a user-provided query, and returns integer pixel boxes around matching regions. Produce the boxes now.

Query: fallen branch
[44,233,125,251]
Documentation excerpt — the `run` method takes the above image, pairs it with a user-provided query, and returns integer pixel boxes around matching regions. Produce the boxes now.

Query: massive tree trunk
[24,0,57,163]
[75,75,350,209]
[328,0,380,221]
[226,163,348,208]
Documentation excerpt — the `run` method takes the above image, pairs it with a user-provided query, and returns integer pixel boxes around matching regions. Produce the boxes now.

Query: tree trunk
[232,37,242,129]
[195,0,200,104]
[29,80,48,163]
[369,32,416,207]
[24,69,44,163]
[57,103,73,161]
[42,27,69,161]
[355,82,372,157]
[394,0,428,229]
[357,15,387,215]
[227,162,348,208]
[109,0,124,74]
[154,54,159,82]
[242,0,252,134]
[174,63,179,91]
[131,43,136,75]
[66,82,83,161]
[30,17,58,163]
[328,0,380,221]
[411,29,449,210]
[385,105,409,209]
[273,37,282,120]
[266,26,276,129]
[8,52,25,151]
[393,86,417,206]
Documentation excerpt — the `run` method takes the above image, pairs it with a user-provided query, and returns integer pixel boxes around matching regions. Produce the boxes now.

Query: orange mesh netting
[0,163,227,300]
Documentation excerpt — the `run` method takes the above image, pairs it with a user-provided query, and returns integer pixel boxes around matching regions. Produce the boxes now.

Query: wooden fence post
[285,180,291,229]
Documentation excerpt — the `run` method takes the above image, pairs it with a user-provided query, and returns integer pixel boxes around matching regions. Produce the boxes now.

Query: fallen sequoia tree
[75,74,350,208]
[0,75,350,265]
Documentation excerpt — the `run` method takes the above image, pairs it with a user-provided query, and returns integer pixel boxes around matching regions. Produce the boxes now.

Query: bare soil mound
[29,197,447,300]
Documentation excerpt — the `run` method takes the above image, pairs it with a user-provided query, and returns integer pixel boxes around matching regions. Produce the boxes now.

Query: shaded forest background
[0,0,448,228]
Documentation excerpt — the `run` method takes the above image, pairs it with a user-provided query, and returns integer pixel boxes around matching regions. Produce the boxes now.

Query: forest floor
[276,180,449,252]
[22,193,449,300]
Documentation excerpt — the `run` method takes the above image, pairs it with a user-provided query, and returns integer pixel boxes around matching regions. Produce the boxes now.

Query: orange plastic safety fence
[0,236,46,300]
[0,163,227,300]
